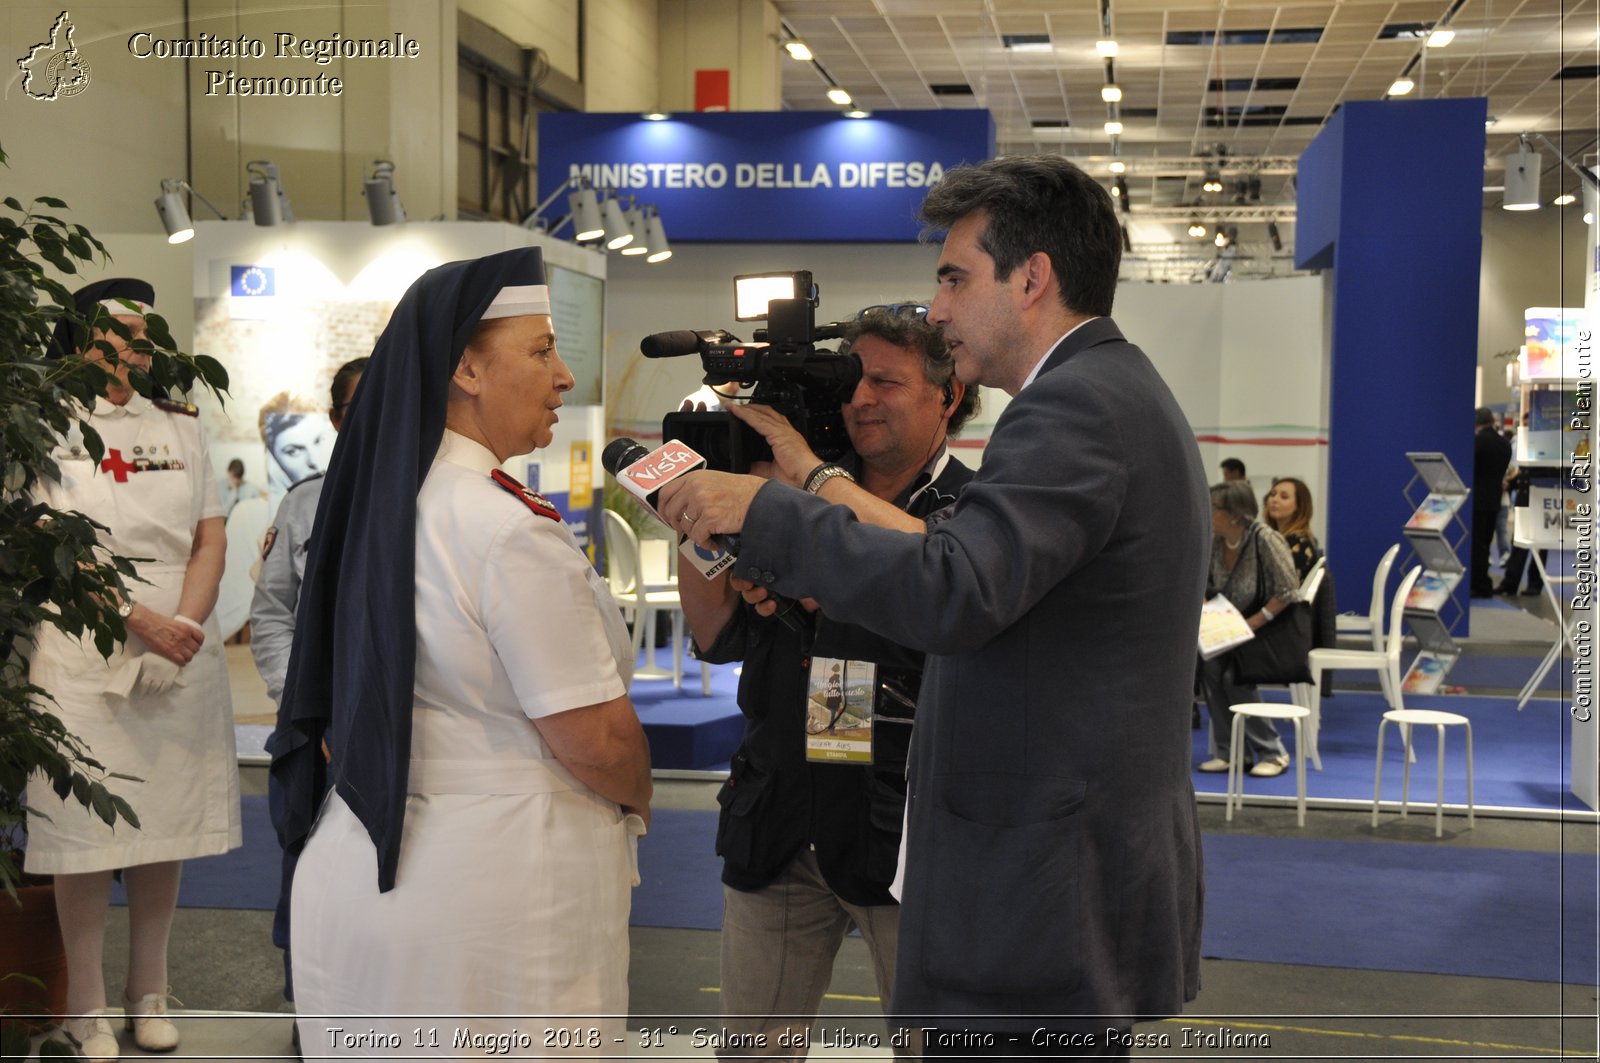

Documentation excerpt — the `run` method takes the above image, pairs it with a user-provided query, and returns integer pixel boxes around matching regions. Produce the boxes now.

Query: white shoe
[60,1009,119,1062]
[1197,757,1231,773]
[124,990,180,1052]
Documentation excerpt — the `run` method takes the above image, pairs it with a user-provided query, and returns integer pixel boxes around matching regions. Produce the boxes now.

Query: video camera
[642,271,861,474]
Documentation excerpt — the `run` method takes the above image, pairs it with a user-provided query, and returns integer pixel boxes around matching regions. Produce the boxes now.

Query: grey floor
[27,587,1600,1061]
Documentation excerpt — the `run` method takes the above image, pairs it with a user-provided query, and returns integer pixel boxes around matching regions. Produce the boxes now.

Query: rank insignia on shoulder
[490,469,560,521]
[261,526,278,560]
[152,397,200,417]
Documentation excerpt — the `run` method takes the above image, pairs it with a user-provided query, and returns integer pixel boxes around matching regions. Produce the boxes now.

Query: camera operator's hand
[730,574,819,618]
[727,402,821,488]
[659,470,764,549]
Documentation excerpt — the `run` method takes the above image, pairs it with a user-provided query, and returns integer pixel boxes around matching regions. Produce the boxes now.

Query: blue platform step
[630,650,744,771]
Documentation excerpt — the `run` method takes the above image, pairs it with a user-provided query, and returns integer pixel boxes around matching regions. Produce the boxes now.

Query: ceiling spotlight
[1109,160,1126,174]
[784,40,814,61]
[643,206,672,263]
[1503,142,1542,210]
[827,87,852,106]
[362,159,406,226]
[844,109,871,119]
[1104,120,1123,135]
[154,178,228,244]
[1096,39,1119,58]
[1202,171,1223,194]
[1214,230,1228,248]
[1109,182,1121,199]
[245,160,292,226]
[1113,176,1129,212]
[1267,220,1283,252]
[620,200,650,256]
[1554,193,1577,206]
[1101,84,1122,103]
[1388,77,1415,97]
[1426,27,1455,48]
[1188,220,1208,238]
[642,111,669,121]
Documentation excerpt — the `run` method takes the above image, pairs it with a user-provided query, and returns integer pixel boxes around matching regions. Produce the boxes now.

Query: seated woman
[272,247,651,1055]
[1198,480,1301,778]
[1264,476,1338,692]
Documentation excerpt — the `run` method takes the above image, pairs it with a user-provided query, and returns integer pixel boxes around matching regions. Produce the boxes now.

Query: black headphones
[942,380,956,410]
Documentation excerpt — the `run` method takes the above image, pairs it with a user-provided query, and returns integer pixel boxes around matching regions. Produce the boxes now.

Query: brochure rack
[1399,451,1468,695]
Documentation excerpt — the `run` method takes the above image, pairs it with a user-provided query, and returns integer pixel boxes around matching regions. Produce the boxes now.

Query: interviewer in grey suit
[661,155,1208,1057]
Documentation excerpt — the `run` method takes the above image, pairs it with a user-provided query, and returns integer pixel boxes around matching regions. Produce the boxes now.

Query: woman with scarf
[273,247,650,1054]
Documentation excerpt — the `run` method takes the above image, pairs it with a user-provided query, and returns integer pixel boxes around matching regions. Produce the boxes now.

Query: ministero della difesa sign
[537,111,995,242]
[127,26,421,96]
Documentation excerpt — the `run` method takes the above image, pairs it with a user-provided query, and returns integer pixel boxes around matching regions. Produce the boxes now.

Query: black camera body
[652,272,861,474]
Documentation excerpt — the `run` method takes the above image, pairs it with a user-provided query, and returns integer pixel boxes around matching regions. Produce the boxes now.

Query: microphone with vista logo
[602,437,802,630]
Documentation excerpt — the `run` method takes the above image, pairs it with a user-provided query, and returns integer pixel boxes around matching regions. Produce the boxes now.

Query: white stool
[1373,708,1475,838]
[1226,702,1310,827]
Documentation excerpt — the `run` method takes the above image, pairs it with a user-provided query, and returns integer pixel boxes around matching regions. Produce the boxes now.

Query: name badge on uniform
[804,656,875,764]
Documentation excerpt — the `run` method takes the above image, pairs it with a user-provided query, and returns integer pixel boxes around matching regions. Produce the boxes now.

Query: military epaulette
[152,396,199,417]
[490,469,560,522]
[285,472,325,495]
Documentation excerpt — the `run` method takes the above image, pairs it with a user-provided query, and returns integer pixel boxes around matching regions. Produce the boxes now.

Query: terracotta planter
[0,882,68,1034]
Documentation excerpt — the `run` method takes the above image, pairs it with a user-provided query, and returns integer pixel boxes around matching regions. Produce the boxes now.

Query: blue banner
[230,265,276,297]
[536,110,995,242]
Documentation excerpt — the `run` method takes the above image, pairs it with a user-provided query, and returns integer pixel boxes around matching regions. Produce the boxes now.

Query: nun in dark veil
[273,247,651,1053]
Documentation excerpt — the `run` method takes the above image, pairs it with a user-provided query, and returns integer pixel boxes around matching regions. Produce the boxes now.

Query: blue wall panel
[1296,98,1486,632]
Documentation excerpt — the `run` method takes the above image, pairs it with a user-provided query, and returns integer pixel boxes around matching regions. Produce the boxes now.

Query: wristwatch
[116,599,134,619]
[803,463,856,494]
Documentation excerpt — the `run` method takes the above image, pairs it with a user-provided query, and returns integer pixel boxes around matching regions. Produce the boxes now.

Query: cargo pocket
[714,753,772,870]
[864,776,908,885]
[920,774,1086,995]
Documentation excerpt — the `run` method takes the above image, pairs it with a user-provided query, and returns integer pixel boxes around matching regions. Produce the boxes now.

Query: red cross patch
[490,469,560,521]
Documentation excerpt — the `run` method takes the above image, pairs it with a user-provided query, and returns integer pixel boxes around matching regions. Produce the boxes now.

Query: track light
[154,178,228,244]
[1555,193,1577,206]
[601,194,634,250]
[827,87,852,106]
[1426,27,1455,48]
[362,159,406,226]
[1113,176,1129,213]
[620,200,650,256]
[643,207,672,263]
[784,40,814,61]
[246,160,293,226]
[1503,142,1542,211]
[1214,230,1228,248]
[568,181,605,241]
[1188,220,1207,238]
[1096,39,1119,58]
[1109,160,1126,174]
[1202,172,1223,194]
[1104,120,1123,135]
[1101,84,1122,103]
[1388,77,1415,97]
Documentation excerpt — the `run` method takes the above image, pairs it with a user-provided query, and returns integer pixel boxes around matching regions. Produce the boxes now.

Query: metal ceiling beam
[1131,204,1297,222]
[1062,155,1301,177]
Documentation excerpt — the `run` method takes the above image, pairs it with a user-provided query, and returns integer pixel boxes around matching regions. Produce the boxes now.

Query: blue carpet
[143,801,1598,985]
[1192,691,1580,812]
[627,810,1599,986]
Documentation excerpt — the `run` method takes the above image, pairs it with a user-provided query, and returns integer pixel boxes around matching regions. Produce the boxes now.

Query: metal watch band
[804,464,856,494]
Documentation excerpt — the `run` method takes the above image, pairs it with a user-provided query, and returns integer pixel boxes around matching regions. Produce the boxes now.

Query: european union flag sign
[230,265,275,297]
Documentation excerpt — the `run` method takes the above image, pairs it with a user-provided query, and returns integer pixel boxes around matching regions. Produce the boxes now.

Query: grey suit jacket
[737,317,1208,1027]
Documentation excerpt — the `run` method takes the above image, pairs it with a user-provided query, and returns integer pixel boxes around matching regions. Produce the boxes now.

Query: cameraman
[678,306,978,1057]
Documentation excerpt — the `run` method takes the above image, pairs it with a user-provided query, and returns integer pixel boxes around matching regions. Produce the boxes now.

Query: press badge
[804,657,876,763]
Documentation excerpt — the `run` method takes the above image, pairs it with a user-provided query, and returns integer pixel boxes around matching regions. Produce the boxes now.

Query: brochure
[1406,571,1462,612]
[1401,652,1456,696]
[1199,596,1254,660]
[1405,493,1464,531]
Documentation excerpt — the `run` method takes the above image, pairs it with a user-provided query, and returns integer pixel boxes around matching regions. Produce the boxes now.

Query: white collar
[92,390,150,417]
[1018,317,1099,393]
[435,428,502,475]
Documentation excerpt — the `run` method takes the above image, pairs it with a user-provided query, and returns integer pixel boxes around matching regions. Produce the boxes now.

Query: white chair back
[1368,542,1401,650]
[602,509,641,601]
[1384,566,1424,681]
[1299,556,1327,602]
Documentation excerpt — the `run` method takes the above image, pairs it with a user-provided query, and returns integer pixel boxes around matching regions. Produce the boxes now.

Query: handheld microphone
[602,437,802,630]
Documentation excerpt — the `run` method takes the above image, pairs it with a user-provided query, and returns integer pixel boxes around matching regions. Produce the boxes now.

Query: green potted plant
[0,142,228,1056]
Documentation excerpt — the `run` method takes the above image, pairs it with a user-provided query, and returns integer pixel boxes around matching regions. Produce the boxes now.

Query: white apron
[24,396,241,874]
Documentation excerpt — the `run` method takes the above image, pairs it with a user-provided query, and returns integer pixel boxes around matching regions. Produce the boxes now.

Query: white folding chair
[1287,559,1328,769]
[1308,566,1422,767]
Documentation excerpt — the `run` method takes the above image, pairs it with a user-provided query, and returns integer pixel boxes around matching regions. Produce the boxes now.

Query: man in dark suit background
[1472,406,1513,597]
[662,155,1208,1057]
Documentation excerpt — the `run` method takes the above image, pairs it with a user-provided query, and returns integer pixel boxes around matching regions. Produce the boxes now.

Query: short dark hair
[842,312,981,436]
[1220,457,1247,477]
[1475,406,1496,428]
[227,458,245,478]
[918,155,1121,318]
[332,356,369,413]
